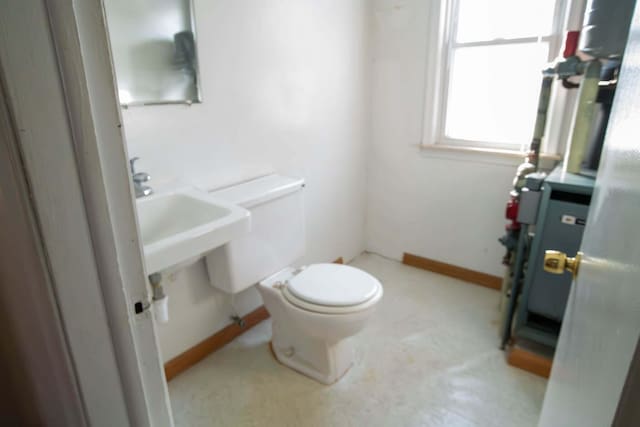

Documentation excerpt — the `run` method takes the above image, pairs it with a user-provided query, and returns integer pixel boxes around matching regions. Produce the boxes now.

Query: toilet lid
[286,264,381,307]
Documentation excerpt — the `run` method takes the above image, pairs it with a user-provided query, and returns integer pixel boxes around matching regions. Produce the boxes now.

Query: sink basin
[136,187,250,274]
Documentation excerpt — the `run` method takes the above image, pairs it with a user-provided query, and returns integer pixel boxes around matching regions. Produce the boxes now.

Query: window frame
[423,0,568,154]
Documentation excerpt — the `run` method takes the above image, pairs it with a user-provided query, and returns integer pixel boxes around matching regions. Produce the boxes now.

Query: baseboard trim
[507,345,553,378]
[164,306,270,381]
[402,252,502,290]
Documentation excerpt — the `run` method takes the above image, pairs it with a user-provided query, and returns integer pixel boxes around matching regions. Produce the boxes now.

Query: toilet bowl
[205,174,383,384]
[258,264,383,384]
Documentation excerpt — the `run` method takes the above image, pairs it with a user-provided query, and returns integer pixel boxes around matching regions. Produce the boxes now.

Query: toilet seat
[282,264,382,314]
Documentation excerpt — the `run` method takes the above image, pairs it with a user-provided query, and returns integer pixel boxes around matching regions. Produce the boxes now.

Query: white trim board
[0,1,172,425]
[47,1,173,425]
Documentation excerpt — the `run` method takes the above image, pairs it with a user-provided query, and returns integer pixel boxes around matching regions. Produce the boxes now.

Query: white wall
[367,0,524,276]
[118,0,555,362]
[118,0,370,361]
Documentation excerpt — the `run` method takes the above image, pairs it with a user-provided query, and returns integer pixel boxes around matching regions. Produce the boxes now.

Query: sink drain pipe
[149,272,169,324]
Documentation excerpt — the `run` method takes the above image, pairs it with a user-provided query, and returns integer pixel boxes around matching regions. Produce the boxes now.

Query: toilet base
[269,336,354,385]
[258,267,381,385]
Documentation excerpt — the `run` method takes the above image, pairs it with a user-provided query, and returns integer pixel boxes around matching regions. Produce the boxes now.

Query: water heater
[580,0,636,59]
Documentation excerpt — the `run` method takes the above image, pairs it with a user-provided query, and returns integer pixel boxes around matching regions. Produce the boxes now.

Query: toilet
[205,174,383,384]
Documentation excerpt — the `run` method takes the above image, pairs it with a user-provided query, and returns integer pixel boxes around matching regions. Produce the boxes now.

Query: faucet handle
[129,156,140,174]
[133,172,151,183]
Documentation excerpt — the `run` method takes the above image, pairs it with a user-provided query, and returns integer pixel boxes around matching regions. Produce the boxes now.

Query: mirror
[104,0,201,106]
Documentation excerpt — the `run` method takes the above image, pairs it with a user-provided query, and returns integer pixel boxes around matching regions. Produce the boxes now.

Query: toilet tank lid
[209,174,304,208]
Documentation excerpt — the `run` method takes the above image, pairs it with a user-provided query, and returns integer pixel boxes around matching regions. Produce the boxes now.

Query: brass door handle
[544,250,583,278]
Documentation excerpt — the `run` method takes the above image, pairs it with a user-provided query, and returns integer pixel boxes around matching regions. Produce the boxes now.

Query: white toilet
[206,174,383,384]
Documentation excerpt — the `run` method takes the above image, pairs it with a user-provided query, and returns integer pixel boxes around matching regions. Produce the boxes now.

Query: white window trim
[421,0,571,157]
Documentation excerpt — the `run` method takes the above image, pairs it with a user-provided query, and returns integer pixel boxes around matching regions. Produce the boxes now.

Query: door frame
[0,0,171,425]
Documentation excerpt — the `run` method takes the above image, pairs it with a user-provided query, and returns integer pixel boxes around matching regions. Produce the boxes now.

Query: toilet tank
[205,175,306,293]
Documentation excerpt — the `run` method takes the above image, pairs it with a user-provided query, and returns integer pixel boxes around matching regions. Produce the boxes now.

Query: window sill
[420,143,562,161]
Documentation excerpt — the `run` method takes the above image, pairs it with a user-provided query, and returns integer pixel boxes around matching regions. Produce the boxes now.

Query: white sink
[136,187,250,274]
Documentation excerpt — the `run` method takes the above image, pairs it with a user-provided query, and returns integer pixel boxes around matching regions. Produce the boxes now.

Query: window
[430,0,564,151]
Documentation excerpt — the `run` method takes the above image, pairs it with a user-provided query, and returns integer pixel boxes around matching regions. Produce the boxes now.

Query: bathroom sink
[136,188,250,274]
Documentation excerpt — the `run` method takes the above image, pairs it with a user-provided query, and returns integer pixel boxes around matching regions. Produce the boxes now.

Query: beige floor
[168,253,547,427]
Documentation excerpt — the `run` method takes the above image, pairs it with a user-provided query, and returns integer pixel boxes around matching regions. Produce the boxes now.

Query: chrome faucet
[129,157,153,198]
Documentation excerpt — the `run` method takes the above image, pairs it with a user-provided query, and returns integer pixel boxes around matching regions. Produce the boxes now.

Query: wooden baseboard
[164,306,270,381]
[507,344,553,378]
[402,252,502,290]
